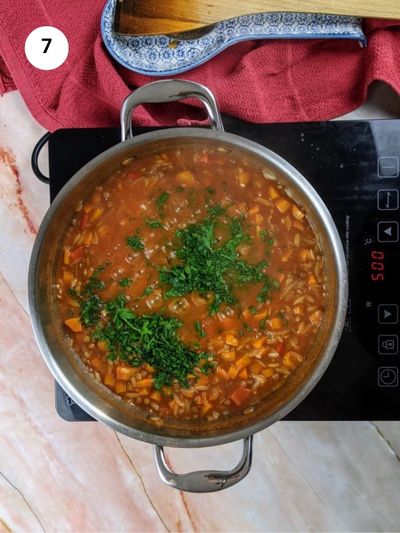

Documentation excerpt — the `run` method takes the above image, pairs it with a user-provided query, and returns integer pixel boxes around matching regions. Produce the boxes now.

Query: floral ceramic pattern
[103,3,366,75]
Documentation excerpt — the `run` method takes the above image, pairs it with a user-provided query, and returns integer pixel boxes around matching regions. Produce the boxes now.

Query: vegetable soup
[57,143,327,423]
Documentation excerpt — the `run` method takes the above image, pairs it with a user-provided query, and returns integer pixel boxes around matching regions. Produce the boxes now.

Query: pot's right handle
[120,79,224,142]
[154,436,253,493]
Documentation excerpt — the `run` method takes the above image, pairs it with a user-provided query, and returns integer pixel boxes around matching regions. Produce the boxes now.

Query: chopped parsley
[156,191,170,210]
[68,265,107,326]
[93,295,213,389]
[142,286,153,296]
[194,320,206,338]
[119,277,133,287]
[145,218,164,229]
[159,208,278,314]
[126,234,144,251]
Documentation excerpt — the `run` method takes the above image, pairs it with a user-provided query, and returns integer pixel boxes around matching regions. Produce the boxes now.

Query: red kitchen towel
[0,2,399,131]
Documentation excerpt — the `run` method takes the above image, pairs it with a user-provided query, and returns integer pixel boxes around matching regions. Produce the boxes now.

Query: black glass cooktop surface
[45,117,400,421]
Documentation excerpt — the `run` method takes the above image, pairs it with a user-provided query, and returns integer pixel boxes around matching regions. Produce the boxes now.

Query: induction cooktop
[36,116,400,421]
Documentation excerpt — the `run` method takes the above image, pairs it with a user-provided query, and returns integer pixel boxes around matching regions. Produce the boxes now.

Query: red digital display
[371,250,385,281]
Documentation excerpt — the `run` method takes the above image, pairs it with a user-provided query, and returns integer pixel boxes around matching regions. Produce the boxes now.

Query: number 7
[41,38,52,53]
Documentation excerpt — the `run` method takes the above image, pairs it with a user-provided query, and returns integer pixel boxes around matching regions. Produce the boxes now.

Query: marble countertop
[1,82,400,532]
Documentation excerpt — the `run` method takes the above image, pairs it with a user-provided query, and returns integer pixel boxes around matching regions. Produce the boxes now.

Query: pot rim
[29,127,348,448]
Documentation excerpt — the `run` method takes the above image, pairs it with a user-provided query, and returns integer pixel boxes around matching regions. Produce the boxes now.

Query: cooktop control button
[378,156,399,178]
[377,221,399,242]
[378,367,399,388]
[378,334,399,355]
[378,304,399,325]
[377,189,399,211]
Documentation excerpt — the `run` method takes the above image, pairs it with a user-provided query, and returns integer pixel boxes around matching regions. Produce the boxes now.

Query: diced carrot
[252,337,265,349]
[201,401,213,415]
[90,208,103,222]
[63,270,74,285]
[116,366,134,381]
[235,354,252,371]
[228,365,239,379]
[308,274,317,285]
[253,310,269,321]
[299,248,310,262]
[82,231,93,246]
[269,318,283,330]
[197,375,209,386]
[63,248,71,265]
[237,169,250,187]
[138,388,149,396]
[176,169,196,185]
[275,197,291,213]
[97,341,108,352]
[150,391,162,402]
[268,186,279,200]
[293,220,305,231]
[104,372,115,387]
[64,317,82,332]
[216,367,229,380]
[115,381,126,394]
[69,245,85,265]
[221,351,236,361]
[91,356,107,373]
[239,368,248,380]
[292,204,305,220]
[248,205,260,215]
[136,378,153,388]
[225,334,239,347]
[80,211,90,229]
[262,368,274,378]
[250,360,265,374]
[230,386,251,407]
[283,351,302,369]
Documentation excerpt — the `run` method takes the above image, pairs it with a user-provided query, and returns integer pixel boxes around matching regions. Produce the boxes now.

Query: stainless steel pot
[29,80,348,493]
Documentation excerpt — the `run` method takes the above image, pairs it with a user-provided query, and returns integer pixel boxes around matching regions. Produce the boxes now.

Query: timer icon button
[378,304,399,325]
[377,189,399,211]
[377,221,399,243]
[378,367,399,388]
[378,156,399,178]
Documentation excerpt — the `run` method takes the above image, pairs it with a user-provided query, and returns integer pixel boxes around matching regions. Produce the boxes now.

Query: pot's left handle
[31,131,52,184]
[154,436,253,493]
[120,79,224,142]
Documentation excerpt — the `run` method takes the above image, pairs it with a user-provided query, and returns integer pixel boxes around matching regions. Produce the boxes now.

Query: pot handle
[153,435,253,493]
[120,79,224,142]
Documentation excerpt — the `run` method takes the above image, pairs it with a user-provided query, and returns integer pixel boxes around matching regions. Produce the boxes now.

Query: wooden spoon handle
[115,0,400,35]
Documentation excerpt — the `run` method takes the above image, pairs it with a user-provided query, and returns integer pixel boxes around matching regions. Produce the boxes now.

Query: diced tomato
[230,386,251,407]
[276,342,285,354]
[69,245,85,264]
[80,211,90,230]
[127,171,141,179]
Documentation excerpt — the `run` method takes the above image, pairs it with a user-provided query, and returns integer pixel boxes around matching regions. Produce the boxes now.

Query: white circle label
[25,26,69,70]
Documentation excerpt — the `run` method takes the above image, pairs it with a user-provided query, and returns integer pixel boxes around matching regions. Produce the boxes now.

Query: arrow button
[378,304,399,325]
[377,221,399,243]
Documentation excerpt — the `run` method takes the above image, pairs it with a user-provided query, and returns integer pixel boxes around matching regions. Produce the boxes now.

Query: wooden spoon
[114,0,400,36]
